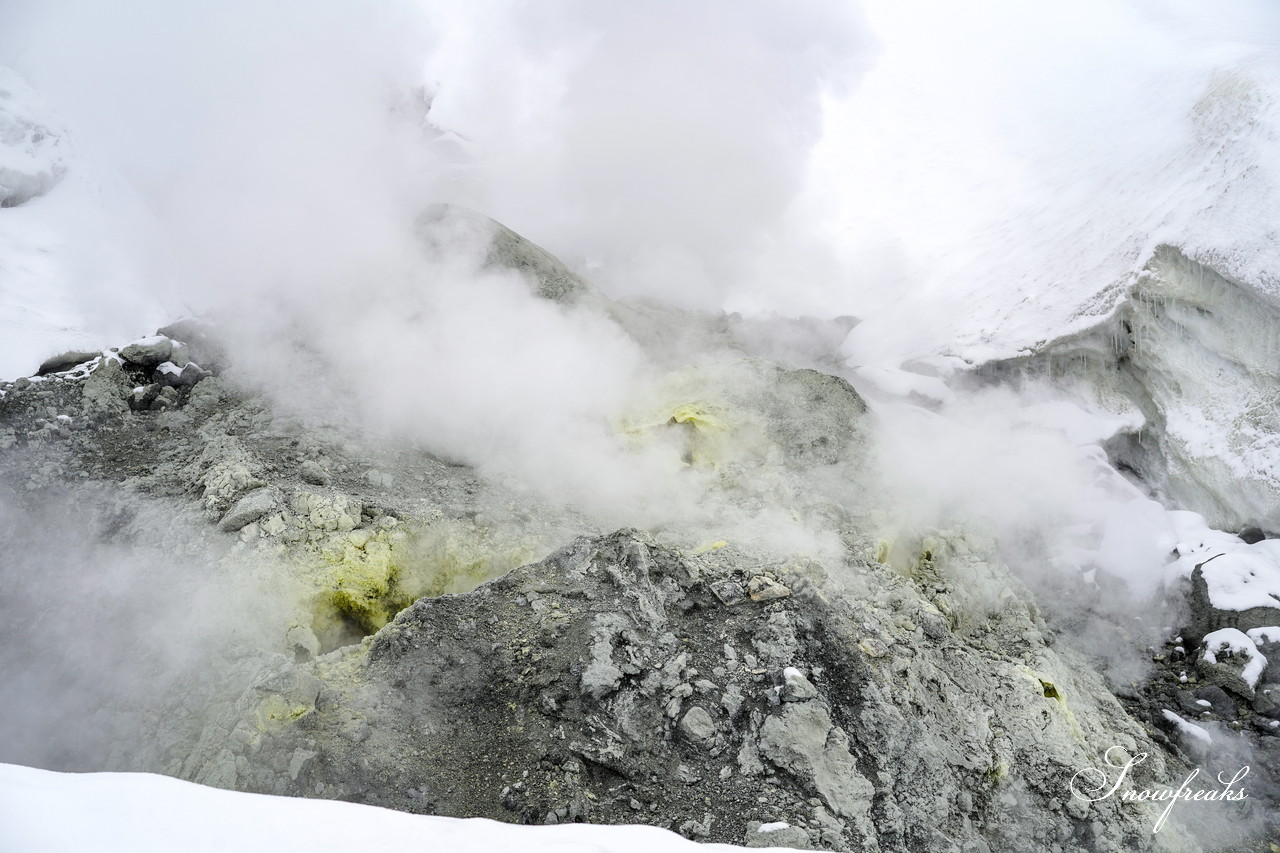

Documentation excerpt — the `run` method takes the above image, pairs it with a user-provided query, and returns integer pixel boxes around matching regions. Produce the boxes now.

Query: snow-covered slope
[0,67,66,207]
[0,763,785,853]
[830,0,1280,368]
[0,65,170,379]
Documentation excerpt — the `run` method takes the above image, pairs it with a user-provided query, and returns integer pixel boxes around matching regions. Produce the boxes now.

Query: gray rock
[757,702,873,822]
[80,358,130,415]
[219,488,278,532]
[178,363,209,387]
[1192,685,1238,719]
[156,319,227,373]
[130,384,161,411]
[299,460,331,486]
[1196,631,1263,698]
[120,337,174,368]
[744,822,811,849]
[678,706,716,742]
[1189,562,1280,642]
[288,748,317,781]
[710,579,746,605]
[416,204,590,303]
[777,668,818,703]
[150,385,180,411]
[364,469,394,489]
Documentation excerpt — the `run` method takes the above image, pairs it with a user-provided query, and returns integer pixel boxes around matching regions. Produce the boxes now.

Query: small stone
[745,822,811,849]
[858,638,887,658]
[748,576,791,602]
[679,706,717,742]
[778,667,819,702]
[675,764,703,784]
[220,488,278,532]
[299,460,331,486]
[711,579,747,605]
[149,386,180,411]
[288,748,317,781]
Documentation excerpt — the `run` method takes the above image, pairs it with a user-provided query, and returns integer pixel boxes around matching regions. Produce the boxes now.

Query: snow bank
[1167,514,1280,614]
[0,66,66,207]
[827,0,1280,368]
[0,763,781,853]
[0,66,171,380]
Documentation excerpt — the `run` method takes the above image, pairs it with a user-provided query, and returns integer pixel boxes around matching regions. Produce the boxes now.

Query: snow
[0,66,66,206]
[1200,628,1267,690]
[1247,626,1280,645]
[847,365,955,406]
[0,763,787,853]
[816,0,1280,368]
[1161,709,1213,747]
[756,822,790,833]
[1200,551,1280,613]
[1164,513,1280,612]
[0,64,172,381]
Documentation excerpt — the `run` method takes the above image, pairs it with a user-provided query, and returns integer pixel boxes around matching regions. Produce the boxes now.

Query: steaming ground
[2,0,1280,850]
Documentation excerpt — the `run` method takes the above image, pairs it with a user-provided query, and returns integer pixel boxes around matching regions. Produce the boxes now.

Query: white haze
[1,2,1278,617]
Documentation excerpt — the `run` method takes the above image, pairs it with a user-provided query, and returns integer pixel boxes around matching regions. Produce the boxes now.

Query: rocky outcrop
[182,528,1201,851]
[3,237,1278,851]
[977,246,1280,534]
[416,204,590,303]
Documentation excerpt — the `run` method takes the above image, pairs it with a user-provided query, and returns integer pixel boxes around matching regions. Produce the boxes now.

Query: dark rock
[1192,685,1238,720]
[130,384,162,411]
[1188,561,1280,641]
[1239,527,1267,545]
[149,385,179,411]
[37,350,99,376]
[709,579,746,605]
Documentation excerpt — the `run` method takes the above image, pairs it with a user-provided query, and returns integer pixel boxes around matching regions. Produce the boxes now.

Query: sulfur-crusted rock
[182,530,1200,851]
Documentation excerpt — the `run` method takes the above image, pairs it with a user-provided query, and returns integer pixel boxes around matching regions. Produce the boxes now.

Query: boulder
[120,336,174,369]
